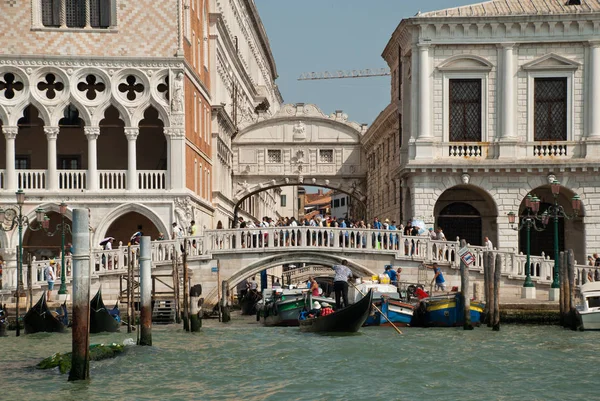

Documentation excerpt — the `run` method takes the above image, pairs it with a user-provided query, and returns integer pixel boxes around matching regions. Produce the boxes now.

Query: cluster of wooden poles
[481,249,501,331]
[69,209,153,381]
[559,249,583,331]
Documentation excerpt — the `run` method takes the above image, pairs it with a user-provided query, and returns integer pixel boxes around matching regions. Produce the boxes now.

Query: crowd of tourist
[234,215,448,254]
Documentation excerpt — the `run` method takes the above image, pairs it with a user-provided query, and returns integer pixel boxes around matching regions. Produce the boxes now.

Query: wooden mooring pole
[459,240,473,330]
[127,245,133,333]
[69,209,90,381]
[221,279,231,323]
[182,239,190,331]
[172,247,181,324]
[559,251,566,326]
[138,236,152,346]
[492,254,501,331]
[566,249,582,330]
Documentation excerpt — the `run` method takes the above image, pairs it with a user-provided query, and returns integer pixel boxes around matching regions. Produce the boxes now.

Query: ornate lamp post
[508,194,545,291]
[42,202,72,295]
[544,180,581,290]
[0,190,46,336]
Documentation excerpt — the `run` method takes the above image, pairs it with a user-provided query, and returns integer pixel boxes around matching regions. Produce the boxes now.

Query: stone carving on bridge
[298,175,304,184]
[547,174,557,184]
[293,121,306,140]
[461,173,470,185]
[174,197,193,229]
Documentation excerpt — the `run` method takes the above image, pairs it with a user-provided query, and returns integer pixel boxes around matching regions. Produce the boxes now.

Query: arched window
[203,4,209,68]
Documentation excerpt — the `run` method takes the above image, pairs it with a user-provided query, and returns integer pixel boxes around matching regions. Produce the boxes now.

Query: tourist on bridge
[332,260,353,309]
[485,236,493,250]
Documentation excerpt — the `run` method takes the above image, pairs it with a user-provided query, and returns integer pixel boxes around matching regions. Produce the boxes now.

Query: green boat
[257,288,334,327]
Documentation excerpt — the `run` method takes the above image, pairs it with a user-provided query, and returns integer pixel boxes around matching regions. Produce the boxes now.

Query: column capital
[2,126,18,140]
[44,126,60,140]
[124,127,139,141]
[164,127,185,138]
[84,126,100,140]
[417,42,431,50]
[497,42,517,49]
[589,40,600,48]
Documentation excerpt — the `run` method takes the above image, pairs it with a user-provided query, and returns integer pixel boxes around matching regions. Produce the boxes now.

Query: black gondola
[24,293,68,334]
[90,289,120,333]
[240,290,261,315]
[0,304,8,337]
[299,289,373,333]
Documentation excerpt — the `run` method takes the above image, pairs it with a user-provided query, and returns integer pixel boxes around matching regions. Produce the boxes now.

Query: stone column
[414,43,434,160]
[587,41,600,156]
[498,43,519,159]
[3,126,17,191]
[84,127,100,191]
[417,43,432,140]
[164,127,185,190]
[45,126,59,191]
[125,127,139,191]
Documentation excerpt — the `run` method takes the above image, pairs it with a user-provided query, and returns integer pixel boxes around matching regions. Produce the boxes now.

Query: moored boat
[349,282,413,327]
[257,288,334,327]
[90,289,121,333]
[24,293,68,334]
[0,304,7,336]
[576,282,600,330]
[299,289,373,333]
[411,293,484,328]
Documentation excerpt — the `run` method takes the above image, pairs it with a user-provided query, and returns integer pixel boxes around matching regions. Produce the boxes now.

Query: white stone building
[210,0,283,227]
[364,0,600,263]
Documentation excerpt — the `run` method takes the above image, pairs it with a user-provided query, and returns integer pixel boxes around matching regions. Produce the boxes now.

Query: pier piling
[182,240,190,331]
[460,240,473,330]
[559,251,566,326]
[69,209,90,382]
[492,254,501,331]
[138,236,152,346]
[190,284,202,332]
[221,280,231,323]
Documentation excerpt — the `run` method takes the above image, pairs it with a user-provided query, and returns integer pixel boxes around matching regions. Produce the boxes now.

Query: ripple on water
[0,316,598,400]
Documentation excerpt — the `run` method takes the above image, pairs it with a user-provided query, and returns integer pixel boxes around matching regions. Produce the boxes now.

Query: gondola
[299,289,373,333]
[240,290,262,315]
[90,289,121,333]
[0,304,8,336]
[24,293,68,334]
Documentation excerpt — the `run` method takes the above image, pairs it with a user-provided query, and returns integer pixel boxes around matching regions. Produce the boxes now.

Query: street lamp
[508,194,545,289]
[0,190,46,336]
[545,180,581,289]
[42,202,72,295]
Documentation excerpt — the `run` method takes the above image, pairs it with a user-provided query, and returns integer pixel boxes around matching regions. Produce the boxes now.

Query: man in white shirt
[485,236,493,250]
[45,259,56,301]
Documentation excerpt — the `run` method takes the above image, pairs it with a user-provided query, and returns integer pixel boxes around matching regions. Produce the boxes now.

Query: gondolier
[332,260,353,309]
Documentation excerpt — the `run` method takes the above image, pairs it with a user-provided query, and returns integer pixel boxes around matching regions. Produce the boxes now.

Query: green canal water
[1,315,597,401]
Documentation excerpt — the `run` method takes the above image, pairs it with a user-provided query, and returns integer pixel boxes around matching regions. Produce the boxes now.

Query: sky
[255,0,481,126]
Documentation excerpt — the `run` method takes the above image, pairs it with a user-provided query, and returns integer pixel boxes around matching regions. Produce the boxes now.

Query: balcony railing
[138,170,167,190]
[17,170,46,190]
[99,170,127,190]
[59,170,87,190]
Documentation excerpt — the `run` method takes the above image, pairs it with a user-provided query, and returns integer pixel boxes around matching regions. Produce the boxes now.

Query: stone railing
[58,169,87,190]
[17,169,46,190]
[99,170,127,190]
[0,228,595,291]
[138,170,167,190]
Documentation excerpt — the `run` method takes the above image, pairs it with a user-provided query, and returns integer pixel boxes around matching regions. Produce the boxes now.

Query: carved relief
[174,197,193,229]
[293,121,306,140]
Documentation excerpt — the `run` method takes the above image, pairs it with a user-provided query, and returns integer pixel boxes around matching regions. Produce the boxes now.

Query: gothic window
[449,79,482,142]
[90,0,112,28]
[534,78,567,141]
[267,150,281,163]
[65,0,85,27]
[319,149,334,163]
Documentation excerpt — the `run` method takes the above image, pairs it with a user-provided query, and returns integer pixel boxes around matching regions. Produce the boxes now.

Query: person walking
[424,262,446,292]
[332,260,353,309]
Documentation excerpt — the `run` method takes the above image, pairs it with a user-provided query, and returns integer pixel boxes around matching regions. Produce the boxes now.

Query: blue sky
[255,0,481,125]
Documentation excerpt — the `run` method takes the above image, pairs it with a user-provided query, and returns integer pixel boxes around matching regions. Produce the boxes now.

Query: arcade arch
[434,185,498,246]
[517,184,585,262]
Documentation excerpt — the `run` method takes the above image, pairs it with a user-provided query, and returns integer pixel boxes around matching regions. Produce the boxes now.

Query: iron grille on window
[449,79,482,142]
[65,0,86,28]
[267,150,281,163]
[90,0,112,28]
[534,78,567,141]
[41,0,61,27]
[319,149,334,163]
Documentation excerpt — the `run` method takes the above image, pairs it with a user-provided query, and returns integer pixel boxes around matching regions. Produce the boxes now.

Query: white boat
[576,282,600,330]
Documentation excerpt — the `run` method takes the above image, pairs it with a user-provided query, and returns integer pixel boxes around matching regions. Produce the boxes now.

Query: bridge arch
[209,251,379,305]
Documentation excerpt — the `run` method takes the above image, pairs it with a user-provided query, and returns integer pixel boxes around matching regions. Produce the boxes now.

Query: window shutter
[99,0,111,27]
